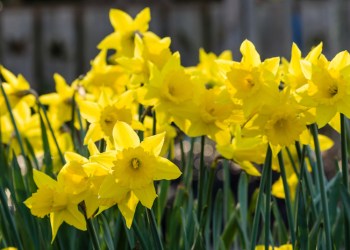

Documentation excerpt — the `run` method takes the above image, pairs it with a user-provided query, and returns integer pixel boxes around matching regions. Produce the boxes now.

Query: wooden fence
[0,0,349,92]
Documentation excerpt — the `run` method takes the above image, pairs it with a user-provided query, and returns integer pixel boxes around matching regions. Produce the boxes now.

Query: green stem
[310,123,332,250]
[250,145,272,250]
[341,113,350,250]
[0,189,24,250]
[37,99,65,164]
[197,135,206,219]
[277,151,296,245]
[264,152,272,250]
[146,208,164,250]
[152,110,157,136]
[179,136,186,168]
[184,138,195,188]
[86,217,101,250]
[0,83,26,159]
[286,147,300,178]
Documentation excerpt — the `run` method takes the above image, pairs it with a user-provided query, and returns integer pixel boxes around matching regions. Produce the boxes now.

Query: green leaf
[213,189,223,250]
[271,198,288,245]
[39,111,53,177]
[99,213,115,250]
[296,185,308,250]
[221,211,237,248]
[308,211,323,250]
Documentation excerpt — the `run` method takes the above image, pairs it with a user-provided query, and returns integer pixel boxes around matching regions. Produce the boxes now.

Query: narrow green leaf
[308,211,323,250]
[213,189,223,250]
[99,213,115,250]
[0,188,23,250]
[38,111,53,177]
[221,211,237,248]
[180,207,189,250]
[296,185,308,249]
[271,198,288,245]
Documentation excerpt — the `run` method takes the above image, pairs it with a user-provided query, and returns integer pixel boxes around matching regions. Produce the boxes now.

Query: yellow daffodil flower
[80,49,129,97]
[0,65,35,114]
[117,33,172,89]
[216,126,266,176]
[226,40,280,117]
[58,143,113,218]
[98,121,181,228]
[79,89,143,144]
[39,74,78,128]
[137,52,201,125]
[296,50,350,127]
[187,48,233,88]
[1,101,42,155]
[255,244,292,250]
[24,169,86,242]
[98,7,151,57]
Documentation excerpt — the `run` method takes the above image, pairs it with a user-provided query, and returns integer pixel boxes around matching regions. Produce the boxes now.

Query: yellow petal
[39,93,60,105]
[240,39,261,67]
[328,112,340,133]
[153,157,182,180]
[239,161,261,176]
[54,73,70,96]
[134,7,151,32]
[113,121,140,150]
[99,175,129,201]
[87,140,100,156]
[84,195,100,218]
[64,205,87,231]
[118,191,139,228]
[109,9,132,31]
[84,123,104,144]
[50,211,64,243]
[64,152,88,164]
[140,132,165,156]
[97,89,111,108]
[33,169,57,189]
[79,101,100,123]
[97,33,119,50]
[0,65,17,85]
[133,183,157,209]
[316,105,336,128]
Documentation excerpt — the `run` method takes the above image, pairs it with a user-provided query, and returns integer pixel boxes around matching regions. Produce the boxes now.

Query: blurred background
[0,0,349,93]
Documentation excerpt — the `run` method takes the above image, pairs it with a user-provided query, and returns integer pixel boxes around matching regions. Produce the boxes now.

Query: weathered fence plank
[301,1,337,58]
[0,1,349,92]
[255,0,292,59]
[0,8,37,87]
[82,5,113,72]
[168,4,203,66]
[40,6,78,91]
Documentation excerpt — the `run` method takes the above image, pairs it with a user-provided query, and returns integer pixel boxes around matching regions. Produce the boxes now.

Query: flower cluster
[1,7,346,243]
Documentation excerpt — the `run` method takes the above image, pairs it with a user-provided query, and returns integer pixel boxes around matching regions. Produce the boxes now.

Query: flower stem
[277,151,296,245]
[146,208,164,250]
[250,145,272,250]
[197,135,206,219]
[341,113,350,249]
[264,150,272,250]
[0,82,26,159]
[86,217,101,250]
[37,99,65,164]
[310,123,332,249]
